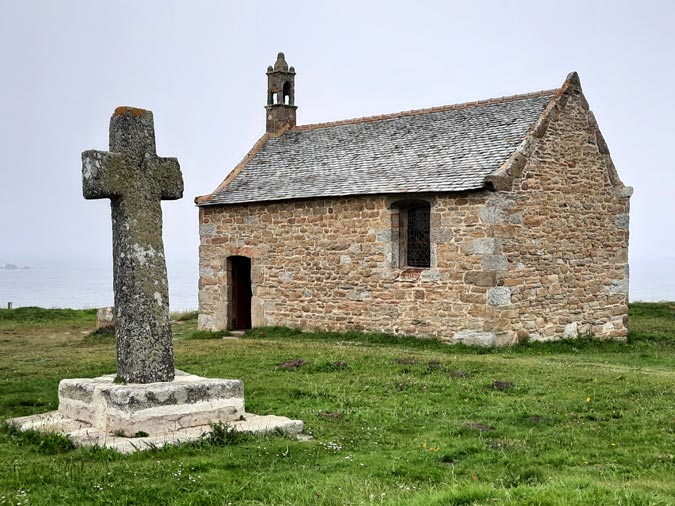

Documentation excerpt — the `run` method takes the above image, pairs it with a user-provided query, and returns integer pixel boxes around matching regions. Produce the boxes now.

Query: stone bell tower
[266,52,297,133]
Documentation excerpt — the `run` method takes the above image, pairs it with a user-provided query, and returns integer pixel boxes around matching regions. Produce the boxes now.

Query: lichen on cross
[82,107,183,383]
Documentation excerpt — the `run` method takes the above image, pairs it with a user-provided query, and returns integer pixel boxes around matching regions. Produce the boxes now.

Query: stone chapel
[195,52,632,346]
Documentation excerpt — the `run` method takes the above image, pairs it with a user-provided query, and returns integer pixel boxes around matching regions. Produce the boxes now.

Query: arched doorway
[228,256,252,330]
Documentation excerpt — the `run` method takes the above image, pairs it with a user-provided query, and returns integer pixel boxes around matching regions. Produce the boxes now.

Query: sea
[0,257,672,311]
[0,259,199,312]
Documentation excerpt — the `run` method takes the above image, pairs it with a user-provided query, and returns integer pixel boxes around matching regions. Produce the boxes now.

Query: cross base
[8,370,304,453]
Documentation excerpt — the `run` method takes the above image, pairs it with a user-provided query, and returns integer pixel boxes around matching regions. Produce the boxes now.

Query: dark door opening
[230,256,252,330]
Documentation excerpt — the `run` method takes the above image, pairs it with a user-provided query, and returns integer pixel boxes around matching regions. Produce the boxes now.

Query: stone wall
[198,83,631,344]
[199,192,489,341]
[494,79,631,341]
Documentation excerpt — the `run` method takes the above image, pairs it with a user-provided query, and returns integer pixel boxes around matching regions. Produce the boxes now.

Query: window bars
[406,206,430,268]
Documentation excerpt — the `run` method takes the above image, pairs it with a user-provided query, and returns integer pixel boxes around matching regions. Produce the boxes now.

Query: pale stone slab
[96,307,115,331]
[9,412,303,454]
[451,330,497,347]
[481,255,509,272]
[563,322,579,338]
[9,411,89,434]
[487,287,512,306]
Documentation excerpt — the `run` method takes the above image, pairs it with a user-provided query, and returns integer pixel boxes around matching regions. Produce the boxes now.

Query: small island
[1,264,30,270]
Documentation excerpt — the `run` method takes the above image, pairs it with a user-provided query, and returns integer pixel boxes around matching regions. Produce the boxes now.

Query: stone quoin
[195,53,631,345]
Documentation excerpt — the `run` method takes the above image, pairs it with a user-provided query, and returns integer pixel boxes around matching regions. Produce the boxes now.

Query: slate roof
[198,90,558,206]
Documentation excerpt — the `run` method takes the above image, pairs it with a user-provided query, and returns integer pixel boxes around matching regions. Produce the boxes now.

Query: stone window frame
[390,198,433,270]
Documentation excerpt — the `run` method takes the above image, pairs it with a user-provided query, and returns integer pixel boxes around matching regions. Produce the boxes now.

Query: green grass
[184,330,231,340]
[0,306,96,326]
[170,310,199,322]
[0,303,674,505]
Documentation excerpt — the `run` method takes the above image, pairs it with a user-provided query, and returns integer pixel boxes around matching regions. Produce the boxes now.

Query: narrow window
[283,81,292,105]
[393,200,431,269]
[405,206,430,268]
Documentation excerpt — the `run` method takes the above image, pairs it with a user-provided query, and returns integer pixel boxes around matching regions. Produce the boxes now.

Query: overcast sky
[1,0,673,277]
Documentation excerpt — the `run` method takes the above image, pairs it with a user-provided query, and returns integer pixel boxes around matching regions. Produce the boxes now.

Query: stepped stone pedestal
[9,370,303,453]
[59,371,245,436]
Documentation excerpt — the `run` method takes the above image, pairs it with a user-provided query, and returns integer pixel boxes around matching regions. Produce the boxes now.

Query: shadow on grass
[86,327,115,340]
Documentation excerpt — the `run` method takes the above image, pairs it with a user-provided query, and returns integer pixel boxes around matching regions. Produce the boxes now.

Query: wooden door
[230,256,252,330]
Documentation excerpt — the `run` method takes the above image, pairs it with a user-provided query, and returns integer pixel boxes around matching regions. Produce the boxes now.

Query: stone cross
[82,107,183,383]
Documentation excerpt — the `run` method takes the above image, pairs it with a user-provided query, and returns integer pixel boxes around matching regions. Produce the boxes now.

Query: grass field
[0,303,674,505]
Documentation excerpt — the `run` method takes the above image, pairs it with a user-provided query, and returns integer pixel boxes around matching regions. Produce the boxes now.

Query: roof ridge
[292,88,559,132]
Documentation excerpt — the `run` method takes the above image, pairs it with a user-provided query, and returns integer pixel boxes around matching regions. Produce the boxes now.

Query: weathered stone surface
[266,53,297,133]
[609,278,629,295]
[57,371,243,437]
[462,237,501,255]
[482,255,509,271]
[488,287,511,306]
[614,186,634,198]
[464,271,497,287]
[8,411,303,454]
[504,152,528,177]
[96,307,115,331]
[199,223,217,237]
[9,367,305,453]
[615,214,630,230]
[82,107,183,383]
[479,205,504,225]
[484,174,513,191]
[563,322,579,338]
[451,330,496,347]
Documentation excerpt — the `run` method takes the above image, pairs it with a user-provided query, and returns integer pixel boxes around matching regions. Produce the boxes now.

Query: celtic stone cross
[82,107,183,383]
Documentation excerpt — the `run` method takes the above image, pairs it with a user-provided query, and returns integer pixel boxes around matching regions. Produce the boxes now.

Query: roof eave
[195,126,292,207]
[197,184,493,207]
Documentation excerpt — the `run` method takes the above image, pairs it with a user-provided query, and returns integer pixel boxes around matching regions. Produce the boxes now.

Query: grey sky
[1,0,673,277]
